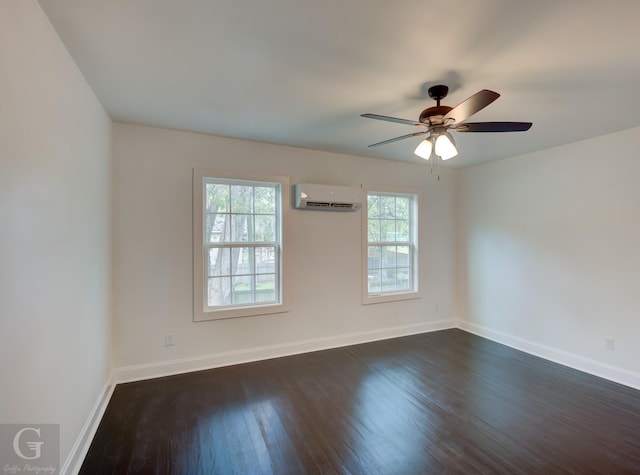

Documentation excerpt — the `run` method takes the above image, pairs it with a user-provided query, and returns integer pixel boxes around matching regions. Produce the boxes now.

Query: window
[363,189,420,304]
[193,169,289,321]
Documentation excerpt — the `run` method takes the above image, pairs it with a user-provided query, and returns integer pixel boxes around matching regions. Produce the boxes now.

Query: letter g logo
[13,427,44,460]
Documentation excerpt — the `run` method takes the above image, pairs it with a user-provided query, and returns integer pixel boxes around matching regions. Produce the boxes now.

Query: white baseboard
[457,320,640,390]
[113,319,456,384]
[61,374,115,475]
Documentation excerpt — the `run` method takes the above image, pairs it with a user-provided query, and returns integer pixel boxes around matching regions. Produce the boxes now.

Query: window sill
[194,303,290,322]
[362,291,422,306]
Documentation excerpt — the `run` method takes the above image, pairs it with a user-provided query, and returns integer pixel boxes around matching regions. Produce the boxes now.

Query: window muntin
[365,191,418,300]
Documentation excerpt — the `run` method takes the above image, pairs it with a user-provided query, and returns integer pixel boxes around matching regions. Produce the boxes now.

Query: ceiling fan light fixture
[435,131,458,160]
[414,138,433,160]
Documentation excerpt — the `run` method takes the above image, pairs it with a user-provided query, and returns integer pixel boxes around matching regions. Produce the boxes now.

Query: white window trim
[362,185,423,305]
[193,168,290,321]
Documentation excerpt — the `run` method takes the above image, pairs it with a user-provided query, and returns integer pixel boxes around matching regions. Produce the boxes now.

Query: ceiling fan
[361,85,532,162]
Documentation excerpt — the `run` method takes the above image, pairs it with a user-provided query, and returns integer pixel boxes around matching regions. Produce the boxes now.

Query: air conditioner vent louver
[294,183,361,212]
[305,201,355,209]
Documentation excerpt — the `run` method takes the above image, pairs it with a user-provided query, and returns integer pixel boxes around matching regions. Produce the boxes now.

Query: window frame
[362,186,422,305]
[193,168,290,321]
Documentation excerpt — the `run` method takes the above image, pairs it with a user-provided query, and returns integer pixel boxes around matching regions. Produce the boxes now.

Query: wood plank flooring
[80,329,640,474]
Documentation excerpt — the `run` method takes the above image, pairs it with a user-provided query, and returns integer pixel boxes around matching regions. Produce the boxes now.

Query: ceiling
[38,0,640,168]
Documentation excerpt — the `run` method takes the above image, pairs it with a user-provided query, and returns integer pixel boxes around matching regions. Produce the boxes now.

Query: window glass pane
[208,247,231,276]
[396,267,411,290]
[381,196,396,218]
[207,248,219,277]
[380,219,396,242]
[382,268,398,292]
[255,246,276,274]
[396,196,410,219]
[231,185,254,213]
[368,218,380,243]
[396,246,410,267]
[232,275,253,304]
[230,247,253,276]
[206,183,229,213]
[231,214,253,242]
[255,187,276,214]
[205,213,228,243]
[208,277,231,306]
[255,215,276,242]
[368,195,380,218]
[368,269,381,294]
[381,245,397,268]
[368,246,381,270]
[396,220,409,242]
[256,274,276,302]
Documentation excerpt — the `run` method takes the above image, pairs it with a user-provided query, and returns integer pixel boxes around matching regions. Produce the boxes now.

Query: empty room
[2,0,640,473]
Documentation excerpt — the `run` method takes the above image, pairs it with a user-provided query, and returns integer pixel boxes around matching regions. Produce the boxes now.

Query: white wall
[0,1,112,471]
[111,123,456,378]
[457,126,640,387]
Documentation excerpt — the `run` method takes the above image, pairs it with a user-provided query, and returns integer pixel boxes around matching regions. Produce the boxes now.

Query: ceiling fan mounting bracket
[427,85,449,104]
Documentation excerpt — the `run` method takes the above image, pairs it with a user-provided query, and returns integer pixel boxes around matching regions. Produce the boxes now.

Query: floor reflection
[344,360,447,474]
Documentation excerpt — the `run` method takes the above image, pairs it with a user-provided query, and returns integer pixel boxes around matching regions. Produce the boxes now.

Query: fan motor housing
[419,105,453,124]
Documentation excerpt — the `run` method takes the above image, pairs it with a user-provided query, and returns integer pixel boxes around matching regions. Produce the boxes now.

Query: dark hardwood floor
[81,329,640,474]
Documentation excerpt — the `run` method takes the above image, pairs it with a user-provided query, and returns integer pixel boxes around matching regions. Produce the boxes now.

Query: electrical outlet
[435,304,440,313]
[605,337,614,351]
[164,333,174,346]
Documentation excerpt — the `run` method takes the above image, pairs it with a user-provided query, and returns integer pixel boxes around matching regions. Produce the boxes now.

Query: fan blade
[456,122,532,132]
[443,90,500,123]
[368,131,428,147]
[361,113,424,127]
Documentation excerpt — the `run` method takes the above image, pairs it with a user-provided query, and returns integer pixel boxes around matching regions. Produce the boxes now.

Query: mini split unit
[294,183,362,211]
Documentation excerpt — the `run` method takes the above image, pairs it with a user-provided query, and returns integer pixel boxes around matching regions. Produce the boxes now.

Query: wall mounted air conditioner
[294,183,361,211]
